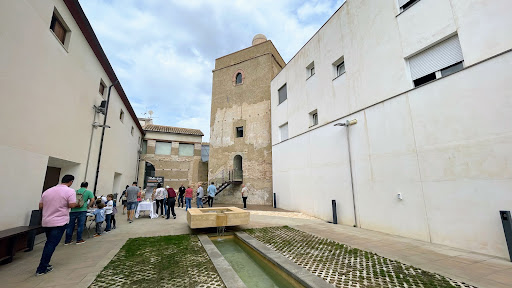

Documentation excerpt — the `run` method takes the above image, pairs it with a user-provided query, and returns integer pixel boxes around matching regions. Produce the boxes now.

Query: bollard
[500,211,512,261]
[273,193,277,208]
[332,200,338,224]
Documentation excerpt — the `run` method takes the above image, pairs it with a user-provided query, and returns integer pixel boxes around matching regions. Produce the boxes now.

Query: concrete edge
[197,234,248,288]
[235,231,334,288]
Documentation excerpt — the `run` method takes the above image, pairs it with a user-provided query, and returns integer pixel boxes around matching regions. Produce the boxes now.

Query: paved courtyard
[1,205,511,288]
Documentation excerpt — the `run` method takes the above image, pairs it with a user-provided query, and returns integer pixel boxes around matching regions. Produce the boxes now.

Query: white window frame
[279,123,289,142]
[309,110,318,128]
[306,61,315,79]
[278,83,287,105]
[332,56,345,80]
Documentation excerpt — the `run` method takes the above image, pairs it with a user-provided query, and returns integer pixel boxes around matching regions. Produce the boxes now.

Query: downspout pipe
[93,80,119,196]
[334,119,358,227]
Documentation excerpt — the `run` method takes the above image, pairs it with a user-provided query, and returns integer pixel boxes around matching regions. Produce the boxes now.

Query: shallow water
[212,236,301,288]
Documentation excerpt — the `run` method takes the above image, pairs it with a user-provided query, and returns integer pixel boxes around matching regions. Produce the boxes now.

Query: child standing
[93,201,105,237]
[111,196,117,229]
[104,194,114,232]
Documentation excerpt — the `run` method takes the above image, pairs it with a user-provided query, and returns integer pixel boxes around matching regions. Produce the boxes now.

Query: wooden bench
[0,225,42,264]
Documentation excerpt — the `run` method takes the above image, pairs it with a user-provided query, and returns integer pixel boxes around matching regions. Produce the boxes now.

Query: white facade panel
[271,0,512,257]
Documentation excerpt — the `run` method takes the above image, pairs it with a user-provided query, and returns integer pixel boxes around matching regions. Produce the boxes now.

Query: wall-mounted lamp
[334,119,357,126]
[92,122,111,129]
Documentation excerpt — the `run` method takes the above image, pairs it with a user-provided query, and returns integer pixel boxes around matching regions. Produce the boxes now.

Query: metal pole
[345,120,358,227]
[93,80,119,196]
[273,193,277,208]
[84,108,97,180]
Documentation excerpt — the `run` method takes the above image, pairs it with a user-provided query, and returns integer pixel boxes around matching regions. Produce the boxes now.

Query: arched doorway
[143,161,155,188]
[233,155,243,182]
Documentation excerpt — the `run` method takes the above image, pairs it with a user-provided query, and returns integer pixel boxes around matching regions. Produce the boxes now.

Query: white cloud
[79,0,343,140]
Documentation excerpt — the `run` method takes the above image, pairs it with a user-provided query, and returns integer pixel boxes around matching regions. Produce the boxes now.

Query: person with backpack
[119,185,128,215]
[64,182,94,245]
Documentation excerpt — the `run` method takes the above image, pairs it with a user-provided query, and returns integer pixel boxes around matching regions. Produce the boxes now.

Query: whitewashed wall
[0,0,142,229]
[271,0,512,258]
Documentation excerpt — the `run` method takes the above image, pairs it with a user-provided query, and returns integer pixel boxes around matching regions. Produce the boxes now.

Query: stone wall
[209,39,284,205]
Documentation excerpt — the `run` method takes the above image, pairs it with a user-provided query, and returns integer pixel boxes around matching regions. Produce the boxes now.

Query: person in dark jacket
[166,186,177,219]
[178,184,186,208]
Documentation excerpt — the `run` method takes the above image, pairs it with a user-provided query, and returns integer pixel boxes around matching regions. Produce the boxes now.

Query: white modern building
[0,0,143,230]
[271,0,512,258]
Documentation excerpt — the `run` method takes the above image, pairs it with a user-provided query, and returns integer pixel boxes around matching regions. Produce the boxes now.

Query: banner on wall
[145,176,164,187]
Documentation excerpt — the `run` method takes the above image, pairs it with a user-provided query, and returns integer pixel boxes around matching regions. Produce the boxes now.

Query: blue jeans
[105,214,112,231]
[196,197,203,208]
[185,197,192,211]
[65,211,86,243]
[36,224,67,273]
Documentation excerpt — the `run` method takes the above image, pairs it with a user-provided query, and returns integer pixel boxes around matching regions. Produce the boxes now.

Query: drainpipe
[93,80,119,196]
[334,119,358,227]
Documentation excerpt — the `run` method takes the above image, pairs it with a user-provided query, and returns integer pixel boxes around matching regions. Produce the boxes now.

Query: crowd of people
[35,175,250,276]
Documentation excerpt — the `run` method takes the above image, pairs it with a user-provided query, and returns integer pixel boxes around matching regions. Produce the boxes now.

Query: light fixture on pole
[334,119,358,227]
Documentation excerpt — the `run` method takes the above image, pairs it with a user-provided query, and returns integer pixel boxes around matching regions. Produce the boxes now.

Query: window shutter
[408,35,463,80]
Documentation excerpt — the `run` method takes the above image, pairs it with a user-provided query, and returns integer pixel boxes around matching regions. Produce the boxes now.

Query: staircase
[202,169,242,204]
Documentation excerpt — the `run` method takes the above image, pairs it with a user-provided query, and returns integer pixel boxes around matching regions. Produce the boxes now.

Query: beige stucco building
[271,0,512,258]
[209,35,285,205]
[0,0,144,230]
[137,121,208,191]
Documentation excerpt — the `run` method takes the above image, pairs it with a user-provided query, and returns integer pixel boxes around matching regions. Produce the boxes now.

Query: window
[236,126,244,138]
[141,140,147,154]
[50,11,69,46]
[235,73,242,84]
[310,110,318,127]
[99,80,106,97]
[408,35,464,87]
[179,143,194,156]
[131,126,134,136]
[398,0,421,12]
[332,56,345,79]
[306,62,315,78]
[336,62,345,76]
[279,123,289,142]
[278,84,287,104]
[120,109,125,122]
[155,142,172,155]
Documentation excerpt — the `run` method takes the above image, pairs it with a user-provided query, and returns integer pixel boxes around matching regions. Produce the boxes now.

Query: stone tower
[209,35,285,205]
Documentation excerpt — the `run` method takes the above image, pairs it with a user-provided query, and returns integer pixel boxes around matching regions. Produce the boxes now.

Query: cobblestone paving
[89,235,225,288]
[246,226,477,288]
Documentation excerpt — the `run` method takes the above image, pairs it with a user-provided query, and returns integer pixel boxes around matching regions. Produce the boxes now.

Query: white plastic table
[135,201,158,219]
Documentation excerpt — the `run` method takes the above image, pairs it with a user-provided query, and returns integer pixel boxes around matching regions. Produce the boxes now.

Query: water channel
[211,235,304,288]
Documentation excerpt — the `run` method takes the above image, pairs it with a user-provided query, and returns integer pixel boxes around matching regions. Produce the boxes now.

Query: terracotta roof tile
[143,124,204,136]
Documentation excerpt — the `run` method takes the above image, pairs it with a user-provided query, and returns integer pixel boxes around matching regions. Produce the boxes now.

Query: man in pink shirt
[36,174,78,276]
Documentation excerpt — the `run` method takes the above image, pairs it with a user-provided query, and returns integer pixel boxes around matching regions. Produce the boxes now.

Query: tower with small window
[209,34,285,205]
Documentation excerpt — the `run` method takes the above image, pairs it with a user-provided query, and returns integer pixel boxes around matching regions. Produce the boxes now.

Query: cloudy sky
[80,0,344,139]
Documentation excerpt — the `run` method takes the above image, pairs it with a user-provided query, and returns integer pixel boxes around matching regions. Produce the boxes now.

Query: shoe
[129,220,133,223]
[35,266,53,276]
[76,240,86,245]
[173,216,176,219]
[166,217,170,219]
[64,242,71,246]
[93,234,101,237]
[104,230,110,233]
[113,226,116,229]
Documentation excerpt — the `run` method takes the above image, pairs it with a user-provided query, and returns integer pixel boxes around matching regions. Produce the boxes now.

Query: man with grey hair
[241,184,249,209]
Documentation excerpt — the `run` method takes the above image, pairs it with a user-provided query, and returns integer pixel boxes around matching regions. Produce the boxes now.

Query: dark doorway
[144,162,155,188]
[42,166,61,193]
[233,155,243,182]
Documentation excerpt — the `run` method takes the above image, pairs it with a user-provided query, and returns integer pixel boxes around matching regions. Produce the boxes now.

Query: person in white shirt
[154,183,166,217]
[196,184,204,208]
[241,184,249,209]
[104,194,114,232]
